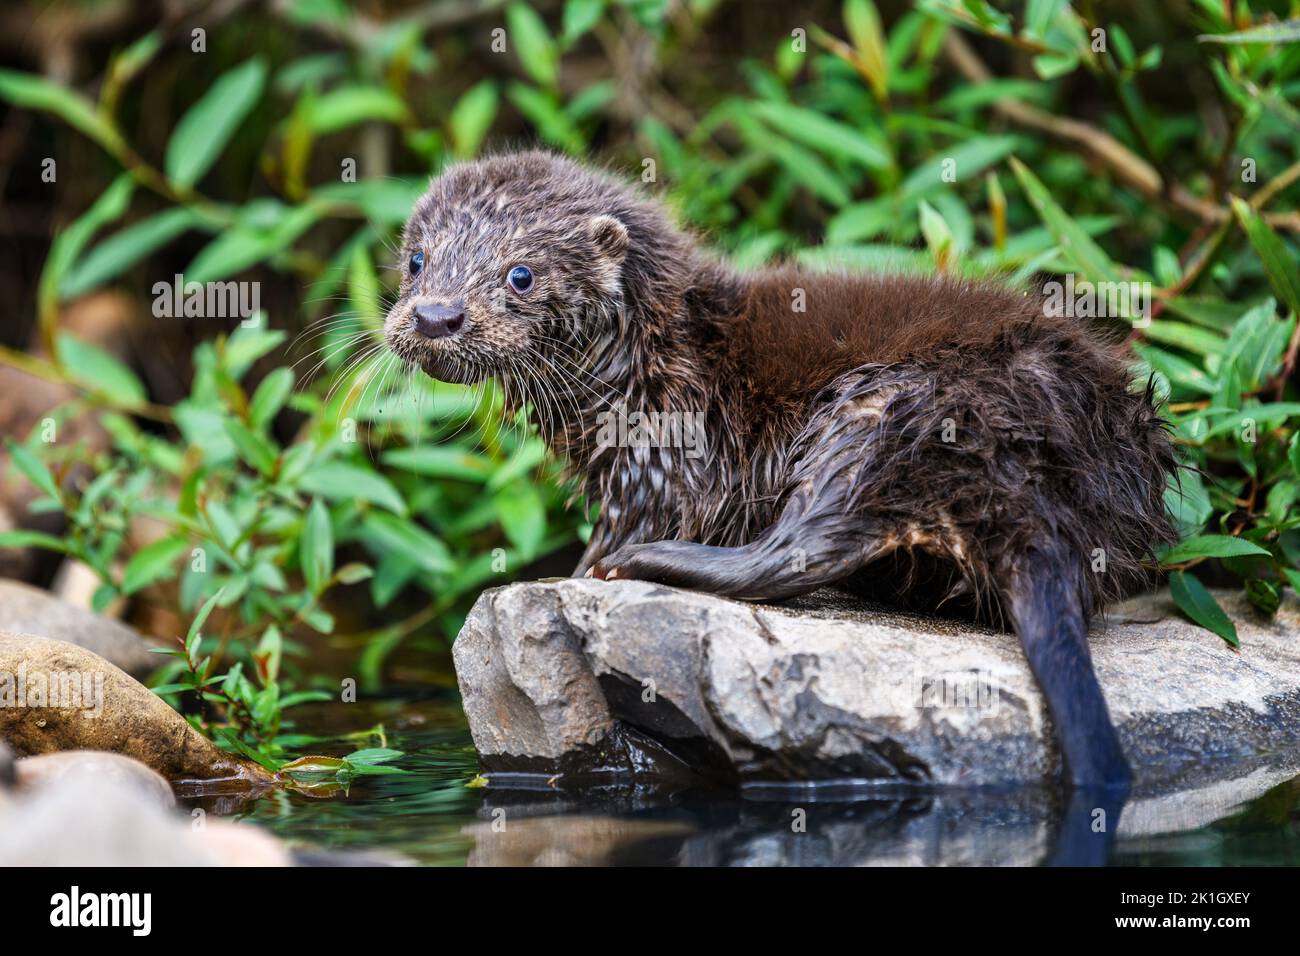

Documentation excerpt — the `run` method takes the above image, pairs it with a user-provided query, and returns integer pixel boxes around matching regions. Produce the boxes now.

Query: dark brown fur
[385,151,1179,789]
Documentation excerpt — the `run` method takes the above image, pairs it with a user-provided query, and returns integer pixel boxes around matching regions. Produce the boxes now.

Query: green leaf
[507,1,559,88]
[340,761,407,777]
[1219,300,1293,392]
[301,498,333,595]
[561,0,605,45]
[1141,320,1226,356]
[1133,343,1215,395]
[281,756,347,775]
[0,530,69,553]
[902,136,1020,201]
[334,562,374,585]
[298,461,407,515]
[249,367,295,429]
[1284,567,1300,595]
[361,511,452,574]
[0,68,124,154]
[348,243,381,328]
[1198,20,1300,44]
[1158,534,1271,565]
[4,438,60,501]
[1203,402,1300,438]
[312,179,425,225]
[496,484,546,555]
[57,332,147,405]
[1168,571,1238,647]
[826,198,895,245]
[41,175,134,318]
[186,202,322,283]
[506,83,582,152]
[215,728,281,773]
[1245,578,1283,617]
[344,747,403,765]
[737,120,850,207]
[1008,156,1120,283]
[256,624,282,684]
[449,80,499,158]
[933,78,1044,114]
[748,101,889,170]
[187,587,224,645]
[1151,247,1180,290]
[62,208,206,300]
[918,200,953,270]
[1023,0,1066,42]
[223,419,278,476]
[224,323,288,379]
[122,535,190,595]
[304,85,411,134]
[383,446,494,482]
[796,243,932,273]
[844,0,889,100]
[370,556,415,609]
[165,58,267,187]
[1230,197,1300,318]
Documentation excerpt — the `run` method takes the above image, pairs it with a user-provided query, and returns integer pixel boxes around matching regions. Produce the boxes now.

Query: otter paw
[589,543,671,583]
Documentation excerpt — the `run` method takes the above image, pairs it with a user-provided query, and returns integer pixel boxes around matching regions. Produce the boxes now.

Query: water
[184,695,1300,866]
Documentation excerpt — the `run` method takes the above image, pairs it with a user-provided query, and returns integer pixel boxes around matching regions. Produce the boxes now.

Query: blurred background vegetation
[0,0,1298,766]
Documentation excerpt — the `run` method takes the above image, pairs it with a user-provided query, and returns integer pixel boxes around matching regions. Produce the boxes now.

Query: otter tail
[1001,540,1131,790]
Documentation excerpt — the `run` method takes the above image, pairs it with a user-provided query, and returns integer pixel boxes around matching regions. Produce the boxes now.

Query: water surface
[188,695,1300,866]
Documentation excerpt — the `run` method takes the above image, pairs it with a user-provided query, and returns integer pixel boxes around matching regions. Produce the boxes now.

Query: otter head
[384,152,633,386]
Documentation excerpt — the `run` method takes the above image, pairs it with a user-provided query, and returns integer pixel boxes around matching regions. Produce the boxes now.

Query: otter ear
[588,215,628,263]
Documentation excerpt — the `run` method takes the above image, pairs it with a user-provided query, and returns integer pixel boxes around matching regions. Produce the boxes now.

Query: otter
[384,150,1178,790]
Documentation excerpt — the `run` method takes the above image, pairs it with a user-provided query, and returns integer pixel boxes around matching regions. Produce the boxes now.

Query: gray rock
[454,579,1300,789]
[0,580,158,679]
[0,762,291,866]
[14,751,174,810]
[0,766,213,866]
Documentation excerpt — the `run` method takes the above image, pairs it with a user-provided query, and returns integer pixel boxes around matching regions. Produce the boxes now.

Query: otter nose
[412,300,466,339]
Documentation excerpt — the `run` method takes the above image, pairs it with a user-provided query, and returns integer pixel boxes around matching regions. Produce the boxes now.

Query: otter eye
[408,252,424,277]
[507,265,533,294]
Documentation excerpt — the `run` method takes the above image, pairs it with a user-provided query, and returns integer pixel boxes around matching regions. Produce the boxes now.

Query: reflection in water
[198,696,1300,866]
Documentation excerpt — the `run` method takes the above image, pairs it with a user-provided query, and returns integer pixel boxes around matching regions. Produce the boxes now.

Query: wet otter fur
[385,150,1178,789]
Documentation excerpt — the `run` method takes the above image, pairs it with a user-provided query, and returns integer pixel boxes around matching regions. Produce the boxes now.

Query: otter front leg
[588,522,876,600]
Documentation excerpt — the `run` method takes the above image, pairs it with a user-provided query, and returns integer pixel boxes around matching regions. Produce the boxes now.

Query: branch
[942,32,1300,231]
